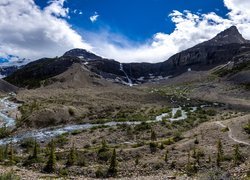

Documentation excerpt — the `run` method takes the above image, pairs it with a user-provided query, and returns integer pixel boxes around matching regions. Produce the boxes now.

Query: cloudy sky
[0,0,250,65]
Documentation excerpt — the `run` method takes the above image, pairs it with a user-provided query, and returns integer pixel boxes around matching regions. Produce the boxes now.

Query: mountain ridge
[3,26,250,88]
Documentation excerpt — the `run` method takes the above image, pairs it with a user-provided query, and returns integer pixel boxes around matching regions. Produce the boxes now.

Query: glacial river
[0,96,201,145]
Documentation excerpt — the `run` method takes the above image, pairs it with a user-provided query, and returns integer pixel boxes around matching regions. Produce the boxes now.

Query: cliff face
[4,26,250,87]
[163,26,250,74]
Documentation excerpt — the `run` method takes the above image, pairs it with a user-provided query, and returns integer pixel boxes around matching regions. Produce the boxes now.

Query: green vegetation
[44,139,56,173]
[23,139,42,166]
[66,143,77,166]
[0,172,20,180]
[149,142,158,153]
[243,120,250,134]
[0,126,11,138]
[164,150,168,163]
[95,166,107,178]
[213,60,250,77]
[151,129,157,141]
[216,139,224,167]
[97,140,111,162]
[174,110,182,118]
[107,149,117,177]
[233,144,244,165]
[185,151,197,176]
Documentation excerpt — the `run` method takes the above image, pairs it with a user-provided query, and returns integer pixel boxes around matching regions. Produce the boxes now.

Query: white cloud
[89,0,250,63]
[0,0,91,64]
[90,12,99,23]
[1,0,250,64]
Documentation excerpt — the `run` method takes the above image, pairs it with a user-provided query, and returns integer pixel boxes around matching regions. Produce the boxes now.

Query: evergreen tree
[108,149,117,176]
[44,139,56,173]
[135,156,139,166]
[164,150,168,163]
[32,140,39,160]
[0,146,4,162]
[216,139,224,167]
[66,143,77,166]
[99,139,108,153]
[233,144,243,165]
[151,129,157,141]
[192,147,196,158]
[4,144,8,159]
[9,143,15,165]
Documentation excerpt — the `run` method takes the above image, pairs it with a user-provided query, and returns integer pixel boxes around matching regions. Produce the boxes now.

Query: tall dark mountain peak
[201,26,249,46]
[63,48,103,61]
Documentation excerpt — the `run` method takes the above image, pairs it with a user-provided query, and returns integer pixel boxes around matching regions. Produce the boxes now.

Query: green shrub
[59,168,69,176]
[221,127,229,132]
[0,126,11,138]
[149,142,157,153]
[20,138,36,150]
[71,130,82,135]
[54,134,68,148]
[134,122,151,131]
[95,166,107,178]
[173,131,183,142]
[243,120,250,134]
[206,109,217,116]
[174,110,182,118]
[68,108,75,116]
[97,140,110,162]
[0,172,20,180]
[107,149,117,177]
[44,140,56,173]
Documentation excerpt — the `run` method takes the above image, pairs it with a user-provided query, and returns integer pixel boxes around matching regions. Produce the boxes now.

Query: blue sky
[36,0,229,42]
[0,0,250,64]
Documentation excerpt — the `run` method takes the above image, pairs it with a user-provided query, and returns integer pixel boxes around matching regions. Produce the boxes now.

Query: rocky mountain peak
[63,48,102,61]
[203,26,249,46]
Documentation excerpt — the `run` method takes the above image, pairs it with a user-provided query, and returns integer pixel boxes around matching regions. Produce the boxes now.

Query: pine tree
[216,139,224,167]
[66,143,77,166]
[99,139,108,153]
[164,150,168,163]
[135,156,139,166]
[4,144,8,159]
[151,129,157,141]
[108,149,117,176]
[9,143,15,165]
[32,140,39,160]
[233,144,243,165]
[192,147,196,158]
[44,139,56,173]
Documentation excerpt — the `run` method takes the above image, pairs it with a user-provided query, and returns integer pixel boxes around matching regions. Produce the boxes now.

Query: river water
[0,97,200,145]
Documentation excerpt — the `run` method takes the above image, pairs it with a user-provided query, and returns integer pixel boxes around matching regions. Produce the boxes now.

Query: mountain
[4,26,250,88]
[4,56,82,88]
[63,48,103,61]
[0,66,19,78]
[199,26,249,46]
[162,26,250,74]
[0,79,18,93]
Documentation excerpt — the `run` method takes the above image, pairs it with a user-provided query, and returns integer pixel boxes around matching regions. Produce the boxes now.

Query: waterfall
[120,63,133,86]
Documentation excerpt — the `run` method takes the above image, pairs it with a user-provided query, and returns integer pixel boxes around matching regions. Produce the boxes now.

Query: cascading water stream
[119,63,133,86]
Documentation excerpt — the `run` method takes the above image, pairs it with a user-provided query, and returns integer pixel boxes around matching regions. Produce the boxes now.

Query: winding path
[215,121,250,146]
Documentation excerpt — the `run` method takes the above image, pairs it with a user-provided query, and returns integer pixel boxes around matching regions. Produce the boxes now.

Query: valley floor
[0,71,249,179]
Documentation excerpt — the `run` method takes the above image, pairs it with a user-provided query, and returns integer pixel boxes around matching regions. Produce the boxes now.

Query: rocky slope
[0,79,18,93]
[3,26,250,88]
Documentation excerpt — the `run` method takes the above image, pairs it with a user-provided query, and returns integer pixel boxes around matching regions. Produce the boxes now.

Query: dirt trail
[215,121,250,146]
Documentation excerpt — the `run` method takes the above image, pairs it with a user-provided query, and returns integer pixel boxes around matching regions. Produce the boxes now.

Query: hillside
[4,26,250,88]
[0,26,249,179]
